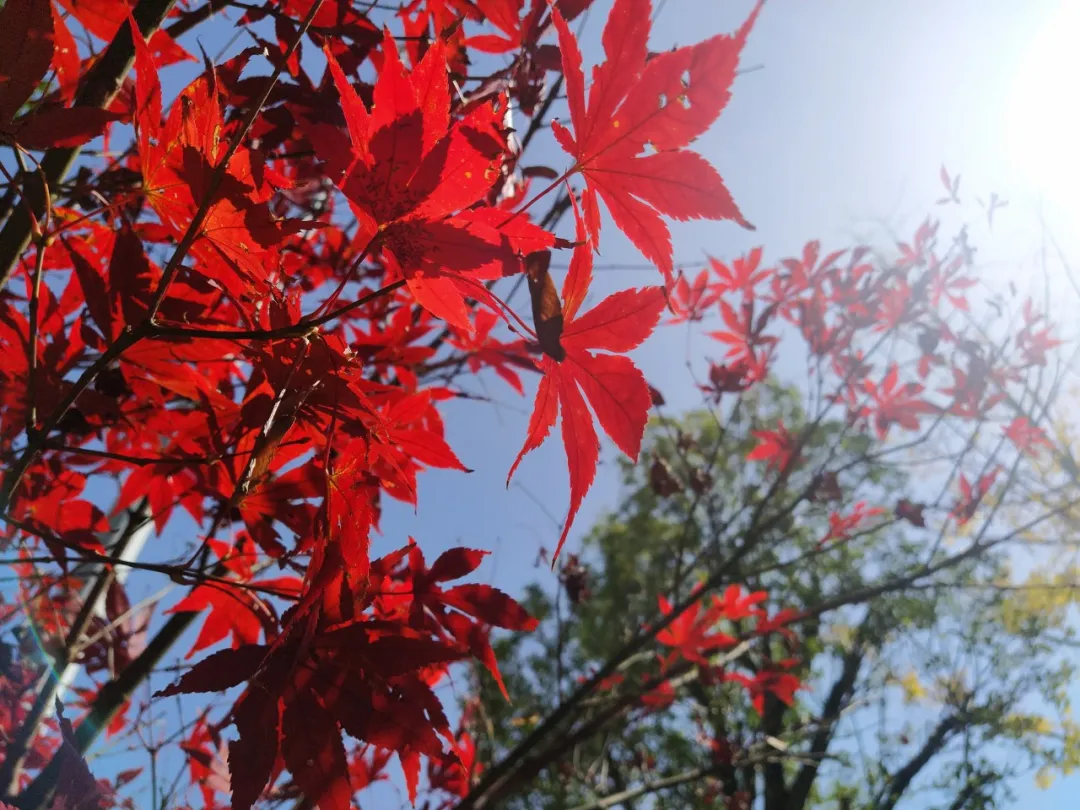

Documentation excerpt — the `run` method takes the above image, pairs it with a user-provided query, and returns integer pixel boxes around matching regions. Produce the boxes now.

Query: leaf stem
[25,240,48,433]
[151,278,406,341]
[498,169,576,230]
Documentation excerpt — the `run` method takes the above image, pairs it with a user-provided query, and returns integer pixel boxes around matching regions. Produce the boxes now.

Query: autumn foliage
[0,1,1070,809]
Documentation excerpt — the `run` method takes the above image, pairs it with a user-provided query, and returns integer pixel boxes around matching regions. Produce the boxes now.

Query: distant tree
[469,383,1080,809]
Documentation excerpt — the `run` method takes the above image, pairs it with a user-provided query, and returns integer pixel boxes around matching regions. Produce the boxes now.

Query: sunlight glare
[1005,3,1080,226]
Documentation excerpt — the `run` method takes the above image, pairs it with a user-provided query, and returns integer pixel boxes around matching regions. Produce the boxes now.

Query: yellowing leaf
[1035,766,1054,791]
[898,671,926,703]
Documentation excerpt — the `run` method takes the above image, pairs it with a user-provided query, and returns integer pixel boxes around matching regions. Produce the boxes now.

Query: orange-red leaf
[511,227,664,561]
[551,0,762,282]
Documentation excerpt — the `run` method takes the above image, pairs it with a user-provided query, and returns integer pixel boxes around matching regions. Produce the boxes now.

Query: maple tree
[0,1,1075,809]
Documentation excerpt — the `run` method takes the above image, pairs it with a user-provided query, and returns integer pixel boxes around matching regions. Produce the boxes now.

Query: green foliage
[467,383,1077,810]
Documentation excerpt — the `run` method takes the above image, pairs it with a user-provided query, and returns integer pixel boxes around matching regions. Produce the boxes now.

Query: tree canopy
[473,387,1080,809]
[0,2,1076,810]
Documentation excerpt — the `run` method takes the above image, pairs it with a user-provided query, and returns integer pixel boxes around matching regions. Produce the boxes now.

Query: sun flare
[1005,4,1080,224]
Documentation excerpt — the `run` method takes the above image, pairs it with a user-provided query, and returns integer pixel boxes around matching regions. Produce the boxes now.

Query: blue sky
[30,0,1080,806]
[384,0,1080,631]
[391,0,1080,589]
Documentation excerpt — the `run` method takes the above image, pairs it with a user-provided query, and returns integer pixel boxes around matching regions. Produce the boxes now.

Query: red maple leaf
[820,501,885,546]
[710,247,769,297]
[895,498,926,528]
[707,295,777,372]
[0,0,54,138]
[179,718,231,808]
[928,255,977,311]
[1017,299,1063,367]
[746,421,797,472]
[668,268,718,323]
[713,584,768,621]
[896,218,938,270]
[391,545,537,698]
[467,0,543,53]
[655,593,737,666]
[951,469,999,525]
[320,33,555,331]
[157,620,469,810]
[132,26,303,299]
[167,538,302,657]
[447,309,529,393]
[508,216,665,561]
[347,745,391,796]
[726,668,802,715]
[550,0,762,284]
[466,0,593,54]
[937,164,961,204]
[1004,416,1052,457]
[699,359,755,402]
[152,538,526,810]
[59,0,191,64]
[0,0,123,150]
[861,364,933,439]
[63,226,156,344]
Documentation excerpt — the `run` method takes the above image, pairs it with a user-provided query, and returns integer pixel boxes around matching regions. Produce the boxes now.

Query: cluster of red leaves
[0,0,762,802]
[158,542,535,810]
[661,207,1061,536]
[658,586,795,656]
[656,587,800,714]
[501,0,766,556]
[579,585,801,723]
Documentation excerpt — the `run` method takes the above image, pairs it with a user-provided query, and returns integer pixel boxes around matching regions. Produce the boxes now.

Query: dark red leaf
[229,687,281,810]
[281,689,352,810]
[0,0,53,125]
[427,547,489,582]
[155,645,267,697]
[440,584,538,631]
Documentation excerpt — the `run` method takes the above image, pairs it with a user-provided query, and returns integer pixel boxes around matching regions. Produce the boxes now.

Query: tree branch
[875,715,961,810]
[164,0,231,39]
[0,502,151,793]
[9,609,198,810]
[565,767,710,810]
[787,645,864,810]
[762,691,787,810]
